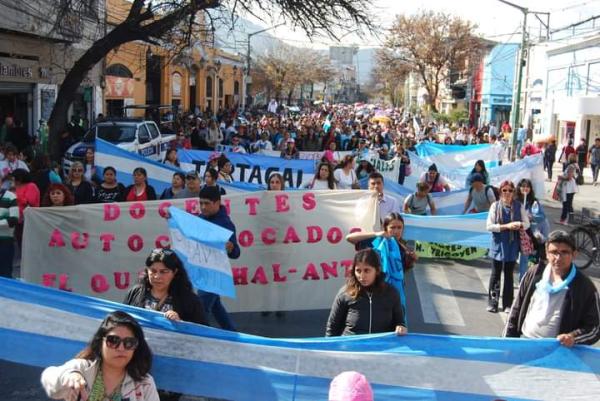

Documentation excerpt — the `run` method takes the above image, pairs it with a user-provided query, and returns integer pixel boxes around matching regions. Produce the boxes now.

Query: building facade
[480,43,519,127]
[104,0,244,119]
[0,1,105,136]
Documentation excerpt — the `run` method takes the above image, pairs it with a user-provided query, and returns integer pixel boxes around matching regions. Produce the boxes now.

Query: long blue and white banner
[415,142,501,171]
[95,139,263,194]
[168,206,235,298]
[179,149,315,188]
[2,278,599,401]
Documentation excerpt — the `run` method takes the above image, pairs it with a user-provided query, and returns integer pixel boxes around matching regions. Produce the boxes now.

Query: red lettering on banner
[245,197,260,216]
[42,273,56,287]
[349,227,362,234]
[42,273,72,291]
[104,203,121,221]
[251,266,269,284]
[321,261,338,279]
[272,263,287,282]
[155,235,170,248]
[223,199,231,215]
[91,274,109,293]
[302,193,316,211]
[58,274,72,291]
[185,199,200,215]
[306,226,323,243]
[71,232,89,250]
[302,263,320,280]
[129,203,145,220]
[341,260,353,277]
[48,229,66,247]
[128,234,144,252]
[261,227,276,245]
[283,226,301,243]
[238,230,254,247]
[113,272,130,289]
[327,227,343,244]
[275,194,290,212]
[158,202,172,218]
[232,267,248,285]
[100,233,115,252]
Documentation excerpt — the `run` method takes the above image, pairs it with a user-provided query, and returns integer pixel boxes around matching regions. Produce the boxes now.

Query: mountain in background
[213,14,375,85]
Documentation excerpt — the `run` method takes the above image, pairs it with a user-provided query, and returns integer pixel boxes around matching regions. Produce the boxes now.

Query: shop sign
[0,60,33,79]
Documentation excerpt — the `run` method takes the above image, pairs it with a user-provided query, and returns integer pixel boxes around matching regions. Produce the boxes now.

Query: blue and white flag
[2,278,600,401]
[167,206,235,298]
[402,212,490,248]
[415,142,499,171]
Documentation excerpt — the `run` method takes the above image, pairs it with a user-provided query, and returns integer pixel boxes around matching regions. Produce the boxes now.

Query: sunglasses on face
[72,168,83,172]
[501,189,514,193]
[105,334,138,350]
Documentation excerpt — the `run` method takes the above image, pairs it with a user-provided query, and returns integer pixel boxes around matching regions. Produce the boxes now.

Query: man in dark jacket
[504,230,600,346]
[197,185,240,330]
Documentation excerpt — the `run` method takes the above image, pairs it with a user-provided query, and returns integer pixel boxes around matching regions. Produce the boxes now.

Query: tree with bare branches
[382,11,482,112]
[369,49,411,106]
[46,0,373,159]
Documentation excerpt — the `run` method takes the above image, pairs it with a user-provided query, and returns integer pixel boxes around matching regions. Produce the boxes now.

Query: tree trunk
[47,26,141,161]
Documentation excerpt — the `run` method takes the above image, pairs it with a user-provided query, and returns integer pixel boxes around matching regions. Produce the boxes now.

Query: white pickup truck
[63,119,175,174]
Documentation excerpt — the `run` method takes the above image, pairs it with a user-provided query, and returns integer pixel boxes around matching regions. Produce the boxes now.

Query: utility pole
[498,0,550,160]
[244,23,284,110]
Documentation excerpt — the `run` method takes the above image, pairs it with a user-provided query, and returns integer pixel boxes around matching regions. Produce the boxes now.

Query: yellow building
[104,0,244,118]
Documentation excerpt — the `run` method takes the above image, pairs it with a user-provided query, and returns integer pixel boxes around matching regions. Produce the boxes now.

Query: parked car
[63,118,175,174]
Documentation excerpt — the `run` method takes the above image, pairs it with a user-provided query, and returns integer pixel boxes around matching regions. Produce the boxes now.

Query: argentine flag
[167,206,236,298]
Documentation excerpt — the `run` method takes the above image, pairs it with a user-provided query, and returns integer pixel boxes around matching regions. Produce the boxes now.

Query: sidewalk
[539,164,599,218]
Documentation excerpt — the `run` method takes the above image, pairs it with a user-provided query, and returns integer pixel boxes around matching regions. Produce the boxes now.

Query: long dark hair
[75,311,152,381]
[516,178,537,209]
[315,161,336,189]
[142,248,194,295]
[471,160,488,181]
[345,248,386,299]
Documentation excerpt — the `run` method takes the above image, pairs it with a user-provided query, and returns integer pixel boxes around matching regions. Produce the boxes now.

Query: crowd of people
[1,103,599,400]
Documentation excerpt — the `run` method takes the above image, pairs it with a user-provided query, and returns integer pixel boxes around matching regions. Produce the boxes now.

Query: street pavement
[2,164,599,400]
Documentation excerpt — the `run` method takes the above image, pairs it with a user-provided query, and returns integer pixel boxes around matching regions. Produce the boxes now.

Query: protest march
[1,98,599,401]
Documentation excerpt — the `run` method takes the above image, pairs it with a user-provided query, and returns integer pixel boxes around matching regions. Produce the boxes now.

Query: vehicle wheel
[571,228,596,270]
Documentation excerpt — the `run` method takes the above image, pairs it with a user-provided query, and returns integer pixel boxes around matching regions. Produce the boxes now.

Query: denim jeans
[592,163,599,183]
[0,239,15,278]
[198,290,236,331]
[561,193,575,221]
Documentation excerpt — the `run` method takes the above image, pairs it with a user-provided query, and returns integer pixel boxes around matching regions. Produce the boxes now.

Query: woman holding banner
[41,311,159,401]
[305,162,336,190]
[124,248,206,401]
[486,180,530,313]
[66,161,95,205]
[465,160,490,188]
[345,213,417,318]
[516,178,549,280]
[95,167,126,203]
[326,248,407,336]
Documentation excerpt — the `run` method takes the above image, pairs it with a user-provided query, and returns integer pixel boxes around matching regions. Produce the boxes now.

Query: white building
[524,17,600,145]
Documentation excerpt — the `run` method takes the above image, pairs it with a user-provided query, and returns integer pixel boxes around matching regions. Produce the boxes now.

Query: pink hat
[209,151,222,162]
[328,371,374,401]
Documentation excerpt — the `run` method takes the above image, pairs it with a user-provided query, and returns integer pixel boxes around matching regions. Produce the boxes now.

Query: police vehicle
[63,119,175,174]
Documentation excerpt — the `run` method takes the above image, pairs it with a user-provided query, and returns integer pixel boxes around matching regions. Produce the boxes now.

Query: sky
[241,0,600,49]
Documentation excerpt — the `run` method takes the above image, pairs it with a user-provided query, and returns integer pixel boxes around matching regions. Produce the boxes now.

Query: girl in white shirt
[334,155,358,189]
[305,162,337,190]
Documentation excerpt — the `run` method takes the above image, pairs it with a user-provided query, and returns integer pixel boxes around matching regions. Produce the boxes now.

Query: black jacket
[504,263,600,345]
[124,284,207,325]
[326,284,405,336]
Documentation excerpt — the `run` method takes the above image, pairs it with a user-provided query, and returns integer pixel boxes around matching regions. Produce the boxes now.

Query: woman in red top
[559,140,576,171]
[11,168,40,247]
[124,167,157,202]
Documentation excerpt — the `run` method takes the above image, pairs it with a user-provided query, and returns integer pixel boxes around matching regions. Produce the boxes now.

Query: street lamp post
[497,0,550,160]
[244,23,285,110]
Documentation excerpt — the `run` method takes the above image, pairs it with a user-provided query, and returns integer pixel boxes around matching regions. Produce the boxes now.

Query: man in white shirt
[268,99,278,114]
[368,172,399,224]
[0,143,29,189]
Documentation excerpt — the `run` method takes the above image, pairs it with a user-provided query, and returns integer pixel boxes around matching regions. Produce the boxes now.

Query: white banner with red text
[21,191,378,312]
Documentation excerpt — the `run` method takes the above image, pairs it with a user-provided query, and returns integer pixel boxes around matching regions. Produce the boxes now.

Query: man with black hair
[504,230,600,346]
[197,185,240,331]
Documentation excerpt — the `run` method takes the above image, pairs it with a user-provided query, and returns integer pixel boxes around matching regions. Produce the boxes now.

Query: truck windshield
[97,125,136,143]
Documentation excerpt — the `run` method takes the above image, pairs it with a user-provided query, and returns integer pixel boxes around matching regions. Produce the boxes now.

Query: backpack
[469,185,499,205]
[409,193,433,212]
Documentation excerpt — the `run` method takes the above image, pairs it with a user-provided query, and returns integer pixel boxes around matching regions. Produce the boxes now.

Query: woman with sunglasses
[66,161,95,204]
[486,180,530,313]
[41,311,159,401]
[124,248,206,401]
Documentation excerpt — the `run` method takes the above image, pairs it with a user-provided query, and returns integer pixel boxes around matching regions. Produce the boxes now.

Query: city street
[3,176,598,401]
